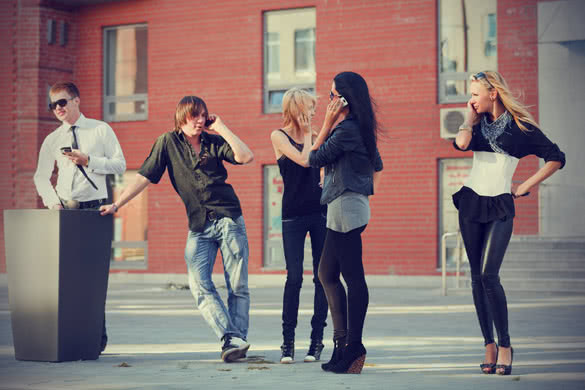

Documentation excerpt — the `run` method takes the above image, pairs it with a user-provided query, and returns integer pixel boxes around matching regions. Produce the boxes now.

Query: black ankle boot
[321,337,346,371]
[330,342,366,374]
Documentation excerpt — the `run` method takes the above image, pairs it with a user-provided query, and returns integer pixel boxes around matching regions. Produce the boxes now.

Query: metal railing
[441,231,465,296]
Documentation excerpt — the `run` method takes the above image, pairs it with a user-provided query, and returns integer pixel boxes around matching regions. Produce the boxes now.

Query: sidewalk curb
[0,272,458,289]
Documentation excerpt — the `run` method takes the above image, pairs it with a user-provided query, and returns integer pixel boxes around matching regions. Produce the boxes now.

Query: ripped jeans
[184,215,250,340]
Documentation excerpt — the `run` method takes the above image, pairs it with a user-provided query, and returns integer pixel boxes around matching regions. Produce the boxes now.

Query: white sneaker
[232,337,250,355]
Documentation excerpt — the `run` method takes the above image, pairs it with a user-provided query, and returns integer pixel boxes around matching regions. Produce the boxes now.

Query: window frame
[262,8,316,114]
[102,23,148,122]
[294,27,315,74]
[108,172,149,270]
[437,0,497,104]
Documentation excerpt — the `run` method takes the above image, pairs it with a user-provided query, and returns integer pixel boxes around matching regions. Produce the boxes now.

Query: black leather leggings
[318,225,368,345]
[459,214,513,348]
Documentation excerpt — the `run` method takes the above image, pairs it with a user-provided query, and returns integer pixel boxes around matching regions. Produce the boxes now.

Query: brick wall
[1,0,546,275]
[498,0,540,235]
[0,0,18,273]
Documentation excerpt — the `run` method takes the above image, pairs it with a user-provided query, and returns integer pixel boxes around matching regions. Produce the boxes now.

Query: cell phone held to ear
[60,146,72,154]
[205,115,216,127]
[339,96,348,107]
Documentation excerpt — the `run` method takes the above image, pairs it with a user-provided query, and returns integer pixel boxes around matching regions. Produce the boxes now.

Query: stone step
[450,237,585,293]
[454,259,585,270]
[501,268,585,279]
[503,259,585,268]
[457,277,585,293]
[505,250,585,260]
[507,238,585,251]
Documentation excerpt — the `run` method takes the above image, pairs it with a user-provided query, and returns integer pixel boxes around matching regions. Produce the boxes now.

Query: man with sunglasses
[34,82,126,211]
[33,81,126,353]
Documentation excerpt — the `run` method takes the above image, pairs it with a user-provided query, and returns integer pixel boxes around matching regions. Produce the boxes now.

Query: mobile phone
[339,96,348,107]
[60,146,72,153]
[205,115,216,127]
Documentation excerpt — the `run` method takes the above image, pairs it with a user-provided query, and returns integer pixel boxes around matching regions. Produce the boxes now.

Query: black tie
[70,126,98,190]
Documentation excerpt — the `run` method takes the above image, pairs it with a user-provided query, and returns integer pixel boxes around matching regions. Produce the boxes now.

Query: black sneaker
[304,340,324,362]
[221,336,250,363]
[280,341,295,364]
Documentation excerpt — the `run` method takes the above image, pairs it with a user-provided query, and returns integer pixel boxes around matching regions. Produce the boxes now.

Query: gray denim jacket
[309,116,383,205]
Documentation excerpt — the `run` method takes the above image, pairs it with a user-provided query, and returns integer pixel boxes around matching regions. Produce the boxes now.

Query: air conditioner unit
[440,107,467,139]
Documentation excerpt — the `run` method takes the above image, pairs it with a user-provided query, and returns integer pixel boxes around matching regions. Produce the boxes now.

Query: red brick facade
[0,0,547,275]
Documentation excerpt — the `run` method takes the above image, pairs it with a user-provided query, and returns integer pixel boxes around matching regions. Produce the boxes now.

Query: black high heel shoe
[495,347,514,375]
[329,342,366,374]
[321,337,345,371]
[480,344,498,374]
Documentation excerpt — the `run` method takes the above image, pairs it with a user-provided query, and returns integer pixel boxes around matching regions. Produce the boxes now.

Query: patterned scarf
[480,111,512,154]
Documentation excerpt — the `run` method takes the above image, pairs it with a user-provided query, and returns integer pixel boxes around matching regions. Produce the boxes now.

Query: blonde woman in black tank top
[270,88,328,364]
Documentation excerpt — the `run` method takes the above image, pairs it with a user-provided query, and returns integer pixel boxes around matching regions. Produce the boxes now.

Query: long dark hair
[333,71,378,164]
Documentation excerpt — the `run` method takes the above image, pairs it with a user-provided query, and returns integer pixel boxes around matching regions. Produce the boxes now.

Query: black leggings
[459,214,513,348]
[318,225,368,345]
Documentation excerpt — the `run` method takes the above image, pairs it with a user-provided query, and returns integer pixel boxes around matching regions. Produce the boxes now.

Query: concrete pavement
[1,275,584,390]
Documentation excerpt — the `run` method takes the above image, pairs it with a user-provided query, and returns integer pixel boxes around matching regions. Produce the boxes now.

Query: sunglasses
[471,72,494,88]
[329,91,342,100]
[48,98,74,111]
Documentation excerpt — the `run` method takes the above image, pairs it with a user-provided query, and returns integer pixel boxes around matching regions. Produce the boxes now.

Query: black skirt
[452,186,515,223]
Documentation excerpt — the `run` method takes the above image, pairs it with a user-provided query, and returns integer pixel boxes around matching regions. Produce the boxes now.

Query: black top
[139,131,242,232]
[277,129,325,219]
[309,115,383,204]
[452,186,516,223]
[452,118,566,223]
[454,120,566,167]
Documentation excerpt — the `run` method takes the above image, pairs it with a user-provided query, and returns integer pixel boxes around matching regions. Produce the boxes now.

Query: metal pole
[456,232,462,288]
[442,233,447,296]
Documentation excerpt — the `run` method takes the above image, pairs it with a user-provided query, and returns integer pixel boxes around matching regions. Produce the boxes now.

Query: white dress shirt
[33,113,126,208]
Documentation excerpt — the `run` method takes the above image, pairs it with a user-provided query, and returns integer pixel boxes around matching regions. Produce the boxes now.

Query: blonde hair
[281,88,316,133]
[470,70,539,132]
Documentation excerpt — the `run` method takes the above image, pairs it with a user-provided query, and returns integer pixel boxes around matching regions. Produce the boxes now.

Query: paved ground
[1,276,584,390]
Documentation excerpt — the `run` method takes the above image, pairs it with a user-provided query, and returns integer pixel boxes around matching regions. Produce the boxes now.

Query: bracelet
[458,124,472,132]
[112,203,118,212]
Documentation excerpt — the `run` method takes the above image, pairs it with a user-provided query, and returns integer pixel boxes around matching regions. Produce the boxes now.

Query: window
[484,13,497,57]
[110,171,148,269]
[295,28,315,73]
[438,0,497,103]
[438,159,472,268]
[263,8,316,113]
[104,24,148,121]
[263,165,314,269]
[266,32,280,75]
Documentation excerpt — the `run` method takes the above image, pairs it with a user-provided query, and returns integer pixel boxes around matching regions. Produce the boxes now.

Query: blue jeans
[184,215,250,340]
[281,212,328,342]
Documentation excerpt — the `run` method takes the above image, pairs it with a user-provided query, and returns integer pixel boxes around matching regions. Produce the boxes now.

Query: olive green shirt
[138,130,242,232]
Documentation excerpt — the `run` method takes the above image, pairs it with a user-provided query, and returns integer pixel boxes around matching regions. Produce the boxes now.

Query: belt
[78,198,107,210]
[206,210,220,221]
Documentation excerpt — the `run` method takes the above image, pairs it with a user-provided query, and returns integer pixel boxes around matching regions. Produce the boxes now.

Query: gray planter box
[3,209,112,362]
